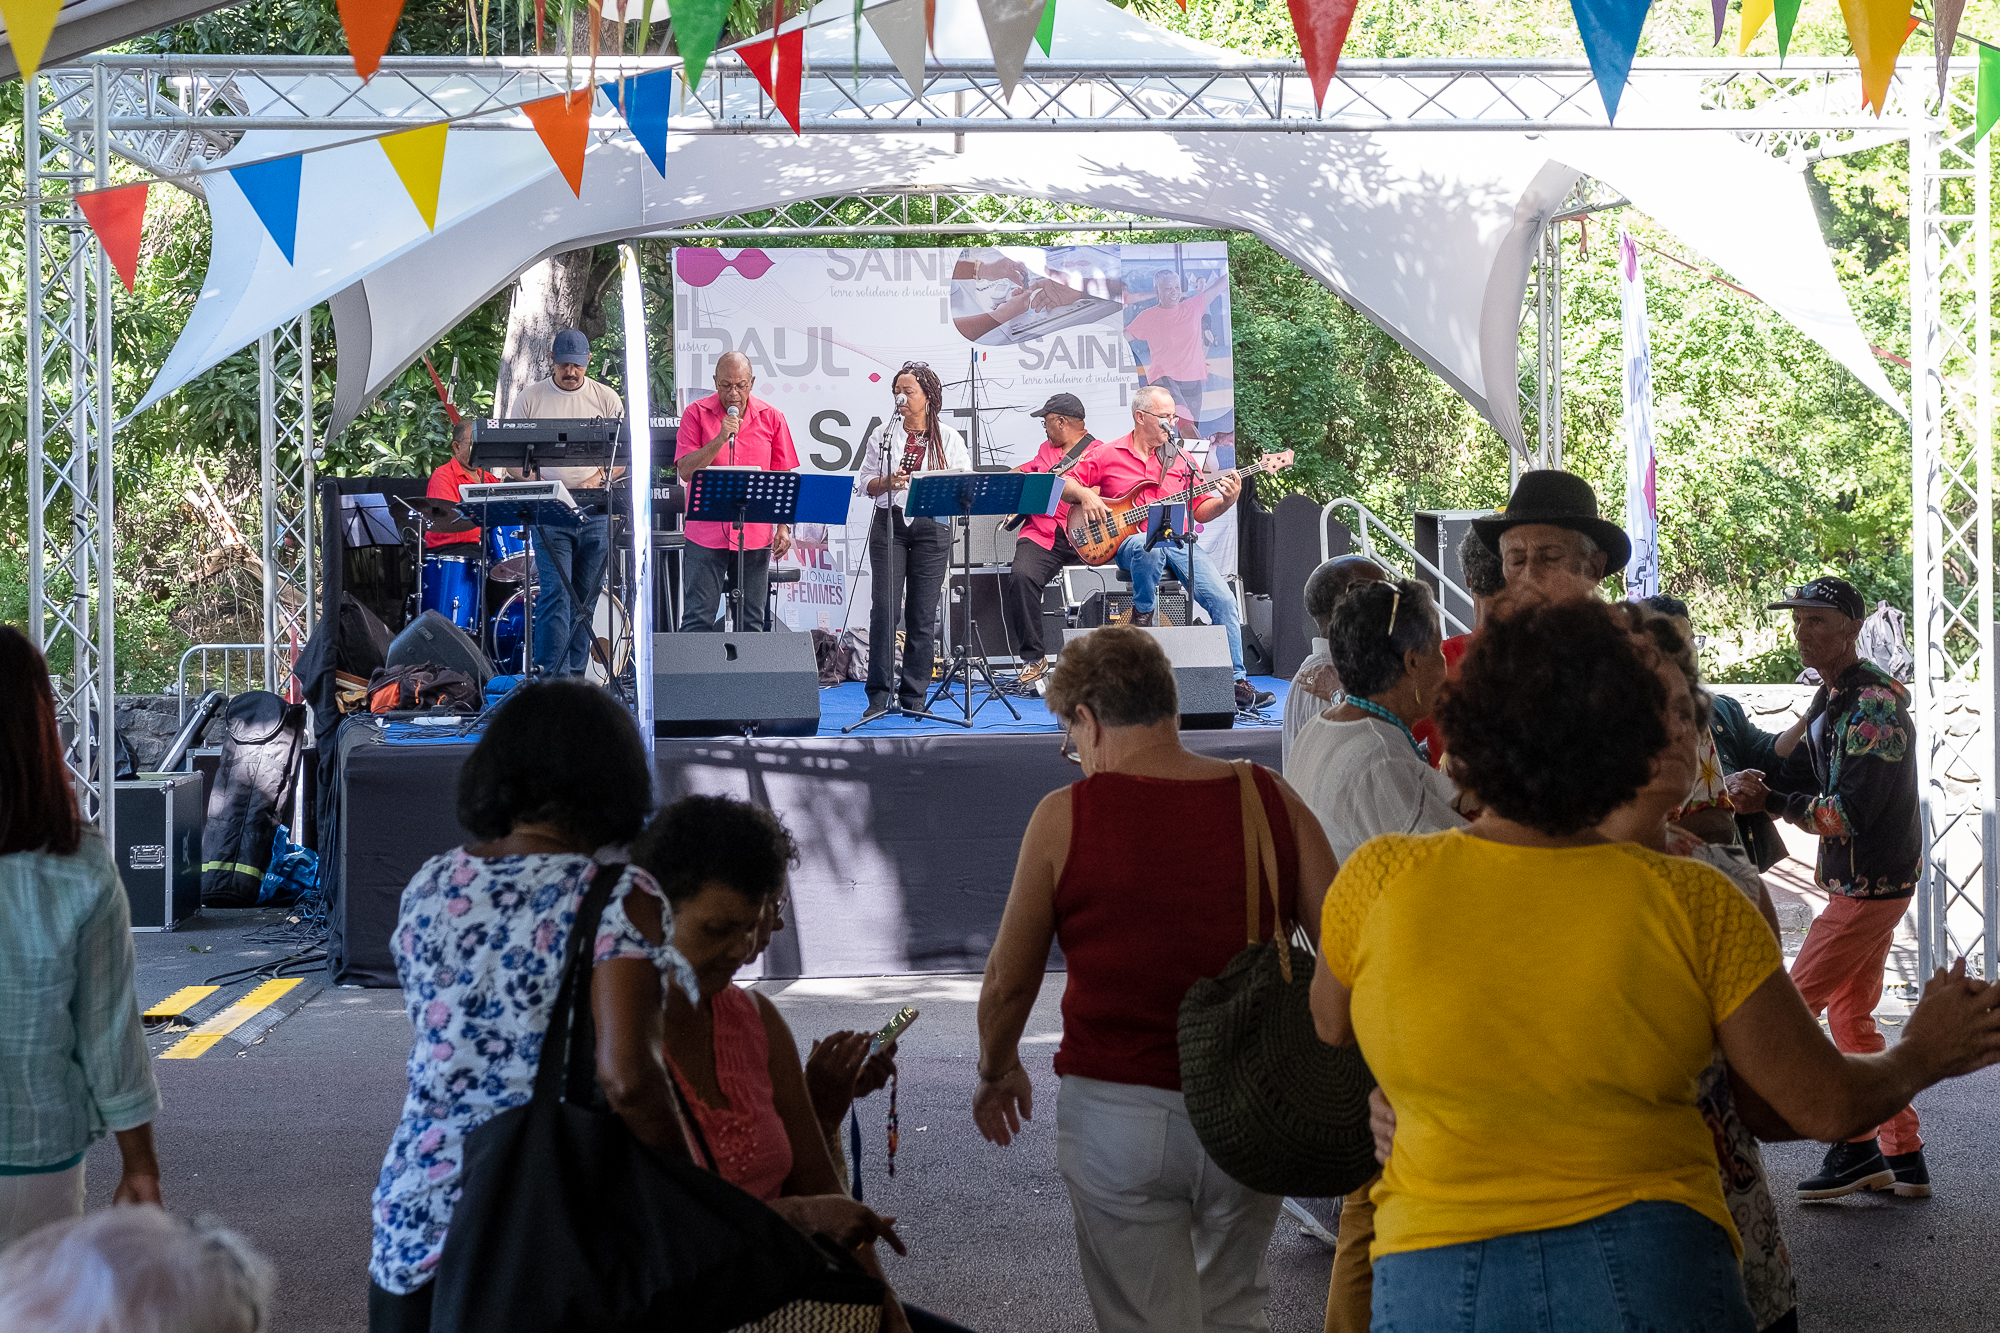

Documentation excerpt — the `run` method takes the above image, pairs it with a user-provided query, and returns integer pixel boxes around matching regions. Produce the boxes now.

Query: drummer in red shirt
[424,419,497,551]
[674,351,800,632]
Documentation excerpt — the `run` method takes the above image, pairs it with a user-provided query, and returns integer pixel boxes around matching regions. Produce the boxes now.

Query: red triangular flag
[1287,0,1360,110]
[523,89,594,195]
[337,0,407,79]
[76,182,148,292]
[735,27,805,135]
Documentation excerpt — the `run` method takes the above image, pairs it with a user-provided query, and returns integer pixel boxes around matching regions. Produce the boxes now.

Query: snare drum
[420,554,483,632]
[489,590,629,679]
[486,524,530,583]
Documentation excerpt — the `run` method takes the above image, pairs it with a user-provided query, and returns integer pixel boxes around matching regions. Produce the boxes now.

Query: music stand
[904,472,1061,726]
[686,469,802,633]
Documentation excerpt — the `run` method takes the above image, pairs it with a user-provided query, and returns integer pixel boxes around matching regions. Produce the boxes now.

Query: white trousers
[1056,1075,1283,1333]
[0,1162,84,1250]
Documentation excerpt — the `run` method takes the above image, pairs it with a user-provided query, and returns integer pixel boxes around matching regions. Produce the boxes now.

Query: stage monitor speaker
[1063,625,1235,729]
[651,632,820,737]
[386,610,494,687]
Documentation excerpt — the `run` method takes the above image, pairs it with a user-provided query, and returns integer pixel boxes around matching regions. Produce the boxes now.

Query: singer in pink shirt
[674,351,801,632]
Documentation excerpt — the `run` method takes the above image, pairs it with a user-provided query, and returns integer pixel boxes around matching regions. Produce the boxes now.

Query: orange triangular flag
[1836,0,1917,115]
[379,122,448,229]
[76,182,149,292]
[523,89,594,196]
[337,0,407,79]
[735,27,806,134]
[0,0,64,82]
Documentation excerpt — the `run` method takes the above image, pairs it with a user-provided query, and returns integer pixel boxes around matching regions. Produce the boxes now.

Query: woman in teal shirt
[0,627,162,1246]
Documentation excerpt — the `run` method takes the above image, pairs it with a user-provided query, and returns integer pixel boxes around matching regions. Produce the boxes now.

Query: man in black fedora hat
[1728,575,1928,1203]
[1002,393,1101,692]
[1472,469,1632,604]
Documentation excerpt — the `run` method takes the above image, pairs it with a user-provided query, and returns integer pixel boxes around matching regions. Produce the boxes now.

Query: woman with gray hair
[1281,555,1386,768]
[0,1205,273,1332]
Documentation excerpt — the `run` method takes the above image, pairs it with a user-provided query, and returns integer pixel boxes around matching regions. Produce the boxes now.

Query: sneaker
[1798,1139,1895,1200]
[1877,1149,1932,1198]
[1129,609,1157,627]
[1017,657,1050,692]
[1235,680,1277,711]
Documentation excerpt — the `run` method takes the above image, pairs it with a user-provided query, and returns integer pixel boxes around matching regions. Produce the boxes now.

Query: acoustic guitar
[1065,449,1295,566]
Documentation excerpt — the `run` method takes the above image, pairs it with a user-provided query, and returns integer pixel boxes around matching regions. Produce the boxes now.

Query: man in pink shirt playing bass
[674,351,800,632]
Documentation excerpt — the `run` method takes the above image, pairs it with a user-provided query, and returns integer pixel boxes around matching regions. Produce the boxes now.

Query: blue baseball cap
[551,328,589,365]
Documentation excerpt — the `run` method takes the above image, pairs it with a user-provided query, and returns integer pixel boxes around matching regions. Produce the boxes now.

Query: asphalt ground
[83,880,2000,1332]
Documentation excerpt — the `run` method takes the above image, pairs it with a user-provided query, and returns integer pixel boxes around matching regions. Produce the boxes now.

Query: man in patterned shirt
[1727,575,1926,1201]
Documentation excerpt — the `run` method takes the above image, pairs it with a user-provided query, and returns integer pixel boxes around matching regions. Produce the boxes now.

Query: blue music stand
[687,469,803,632]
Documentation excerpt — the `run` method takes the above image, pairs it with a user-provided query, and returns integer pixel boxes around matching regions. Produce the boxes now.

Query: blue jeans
[1369,1201,1755,1333]
[530,514,609,676]
[1114,534,1244,680]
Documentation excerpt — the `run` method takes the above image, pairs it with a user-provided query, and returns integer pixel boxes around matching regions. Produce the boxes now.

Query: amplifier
[946,567,1062,666]
[1062,624,1235,729]
[652,632,820,737]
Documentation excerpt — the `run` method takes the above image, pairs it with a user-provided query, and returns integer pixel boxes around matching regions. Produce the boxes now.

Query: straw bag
[1177,761,1379,1199]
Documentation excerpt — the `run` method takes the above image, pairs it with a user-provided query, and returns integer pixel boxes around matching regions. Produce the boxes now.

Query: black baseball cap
[1768,576,1864,621]
[1030,392,1086,420]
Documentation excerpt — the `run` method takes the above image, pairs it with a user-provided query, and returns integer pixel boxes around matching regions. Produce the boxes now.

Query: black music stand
[686,469,800,633]
[904,472,1060,726]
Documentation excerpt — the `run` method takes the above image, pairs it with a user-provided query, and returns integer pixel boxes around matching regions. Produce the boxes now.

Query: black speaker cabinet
[946,566,1063,666]
[1063,625,1235,729]
[115,773,203,931]
[652,632,821,737]
[1415,510,1485,637]
[1271,494,1360,679]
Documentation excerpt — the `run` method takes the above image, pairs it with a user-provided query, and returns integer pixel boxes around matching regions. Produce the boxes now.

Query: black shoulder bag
[430,865,877,1332]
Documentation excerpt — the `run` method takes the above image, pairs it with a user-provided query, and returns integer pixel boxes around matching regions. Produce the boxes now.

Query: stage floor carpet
[804,677,1289,736]
[328,676,1290,987]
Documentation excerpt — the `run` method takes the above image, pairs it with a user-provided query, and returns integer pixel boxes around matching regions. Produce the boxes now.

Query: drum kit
[399,495,629,682]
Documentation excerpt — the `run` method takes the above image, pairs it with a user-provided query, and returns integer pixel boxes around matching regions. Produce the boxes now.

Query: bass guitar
[1065,449,1295,566]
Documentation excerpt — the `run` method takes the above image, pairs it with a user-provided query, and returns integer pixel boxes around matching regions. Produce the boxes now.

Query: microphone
[894,392,908,407]
[726,404,740,417]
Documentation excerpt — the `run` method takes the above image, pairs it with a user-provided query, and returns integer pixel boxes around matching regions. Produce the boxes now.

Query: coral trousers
[1788,894,1922,1155]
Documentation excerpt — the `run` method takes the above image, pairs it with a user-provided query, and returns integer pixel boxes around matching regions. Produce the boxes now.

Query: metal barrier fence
[175,644,268,726]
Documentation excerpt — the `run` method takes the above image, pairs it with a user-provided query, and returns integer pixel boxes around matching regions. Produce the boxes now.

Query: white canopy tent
[0,0,240,78]
[131,0,1901,449]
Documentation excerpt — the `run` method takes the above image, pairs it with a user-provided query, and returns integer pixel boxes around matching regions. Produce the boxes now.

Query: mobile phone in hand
[870,1005,919,1057]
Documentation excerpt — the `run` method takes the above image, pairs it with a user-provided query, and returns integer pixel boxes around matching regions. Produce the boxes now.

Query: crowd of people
[3,461,1996,1332]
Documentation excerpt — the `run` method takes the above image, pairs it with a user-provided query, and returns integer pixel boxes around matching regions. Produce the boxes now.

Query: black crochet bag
[1178,762,1379,1199]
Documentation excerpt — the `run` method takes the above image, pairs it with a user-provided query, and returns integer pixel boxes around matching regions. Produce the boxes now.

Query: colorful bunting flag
[602,68,674,175]
[1709,0,1725,45]
[1977,45,2000,145]
[76,183,149,292]
[974,0,1050,100]
[1286,0,1362,111]
[1936,0,1968,98]
[336,0,407,80]
[1837,0,1916,116]
[1738,0,1773,54]
[230,153,304,264]
[735,27,806,135]
[865,0,931,92]
[668,0,731,87]
[379,123,448,229]
[1773,0,1802,60]
[1035,0,1056,56]
[1569,0,1651,124]
[0,0,64,82]
[523,89,594,196]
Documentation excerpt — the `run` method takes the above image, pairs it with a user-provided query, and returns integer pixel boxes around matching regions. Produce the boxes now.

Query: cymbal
[395,495,479,534]
[488,555,532,583]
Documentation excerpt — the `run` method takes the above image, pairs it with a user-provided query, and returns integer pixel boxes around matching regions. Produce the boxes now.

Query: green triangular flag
[1773,0,1801,60]
[1979,46,2000,145]
[671,0,731,87]
[1035,0,1056,55]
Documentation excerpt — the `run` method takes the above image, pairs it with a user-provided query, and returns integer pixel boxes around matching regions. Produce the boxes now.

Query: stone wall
[115,694,226,772]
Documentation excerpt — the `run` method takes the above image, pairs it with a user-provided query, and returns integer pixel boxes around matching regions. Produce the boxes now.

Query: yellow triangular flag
[379,123,448,230]
[1837,0,1916,116]
[2,0,65,82]
[1738,0,1773,53]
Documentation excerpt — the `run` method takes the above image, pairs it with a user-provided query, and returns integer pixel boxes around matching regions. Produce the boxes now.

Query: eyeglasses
[900,361,930,371]
[1693,633,1708,651]
[1386,586,1402,636]
[1059,725,1082,765]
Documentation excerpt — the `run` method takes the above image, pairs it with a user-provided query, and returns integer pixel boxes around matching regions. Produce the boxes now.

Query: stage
[327,678,1289,987]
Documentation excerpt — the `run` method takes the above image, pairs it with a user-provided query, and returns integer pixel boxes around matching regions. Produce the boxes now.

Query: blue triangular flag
[230,153,303,264]
[601,69,672,177]
[1570,0,1650,124]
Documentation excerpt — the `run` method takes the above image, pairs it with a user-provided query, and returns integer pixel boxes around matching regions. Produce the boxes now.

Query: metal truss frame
[258,315,319,685]
[25,68,118,848]
[26,56,1991,982]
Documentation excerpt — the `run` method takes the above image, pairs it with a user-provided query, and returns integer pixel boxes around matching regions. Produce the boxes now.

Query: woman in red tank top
[973,626,1338,1333]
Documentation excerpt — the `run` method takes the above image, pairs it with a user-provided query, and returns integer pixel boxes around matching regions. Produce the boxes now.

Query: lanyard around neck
[1346,696,1422,759]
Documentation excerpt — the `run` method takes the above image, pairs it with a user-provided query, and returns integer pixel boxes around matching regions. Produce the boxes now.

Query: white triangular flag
[975,0,1048,99]
[865,0,930,93]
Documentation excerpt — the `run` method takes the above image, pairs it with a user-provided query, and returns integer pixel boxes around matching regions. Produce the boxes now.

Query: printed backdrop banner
[1619,229,1659,599]
[673,243,1239,637]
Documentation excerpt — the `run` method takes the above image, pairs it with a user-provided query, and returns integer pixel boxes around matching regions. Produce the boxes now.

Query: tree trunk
[495,246,621,413]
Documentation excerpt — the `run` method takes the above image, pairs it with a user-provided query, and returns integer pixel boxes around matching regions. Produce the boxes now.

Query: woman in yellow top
[1309,598,2000,1332]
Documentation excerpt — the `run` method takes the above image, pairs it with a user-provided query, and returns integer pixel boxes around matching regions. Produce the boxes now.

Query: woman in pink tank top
[973,626,1338,1333]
